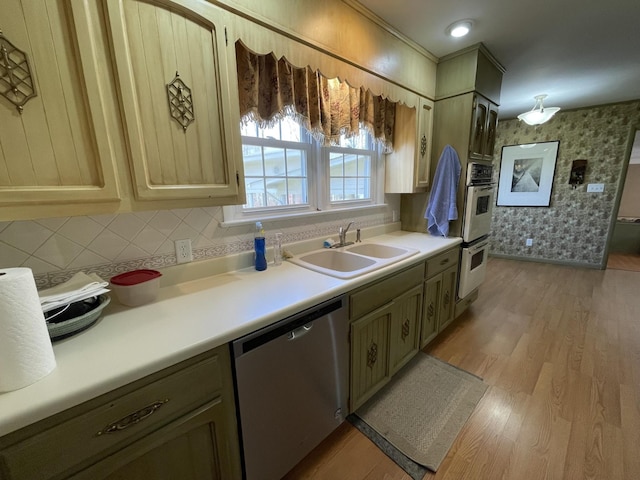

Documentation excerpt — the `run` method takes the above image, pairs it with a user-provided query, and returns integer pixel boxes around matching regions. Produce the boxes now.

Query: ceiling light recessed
[447,20,473,38]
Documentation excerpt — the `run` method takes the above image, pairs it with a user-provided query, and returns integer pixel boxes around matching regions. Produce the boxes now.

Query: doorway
[607,128,640,272]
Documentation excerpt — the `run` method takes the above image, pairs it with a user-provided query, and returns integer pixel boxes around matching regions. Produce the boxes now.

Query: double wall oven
[458,162,494,299]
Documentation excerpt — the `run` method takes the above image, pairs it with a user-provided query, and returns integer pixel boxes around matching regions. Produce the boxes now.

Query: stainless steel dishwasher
[232,295,349,480]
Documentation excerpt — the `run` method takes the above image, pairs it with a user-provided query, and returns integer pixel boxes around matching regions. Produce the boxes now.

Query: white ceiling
[357,0,640,120]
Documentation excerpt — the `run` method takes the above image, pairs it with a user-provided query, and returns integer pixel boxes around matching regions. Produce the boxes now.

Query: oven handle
[465,240,489,253]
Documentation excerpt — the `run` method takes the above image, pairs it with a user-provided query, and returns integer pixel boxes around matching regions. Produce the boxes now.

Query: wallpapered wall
[490,100,640,267]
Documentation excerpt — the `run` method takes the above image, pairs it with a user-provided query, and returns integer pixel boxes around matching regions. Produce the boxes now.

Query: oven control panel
[467,162,494,185]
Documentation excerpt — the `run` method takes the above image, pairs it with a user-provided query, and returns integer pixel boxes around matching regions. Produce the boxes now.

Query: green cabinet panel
[421,275,441,348]
[389,285,423,375]
[438,264,458,333]
[350,303,392,411]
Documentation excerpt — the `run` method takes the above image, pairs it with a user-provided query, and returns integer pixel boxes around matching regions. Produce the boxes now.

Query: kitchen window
[223,116,383,223]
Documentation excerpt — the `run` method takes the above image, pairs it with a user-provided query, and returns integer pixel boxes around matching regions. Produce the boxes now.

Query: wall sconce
[517,94,561,125]
[569,159,587,189]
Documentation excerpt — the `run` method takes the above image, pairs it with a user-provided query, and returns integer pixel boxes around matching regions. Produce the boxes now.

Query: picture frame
[496,141,560,206]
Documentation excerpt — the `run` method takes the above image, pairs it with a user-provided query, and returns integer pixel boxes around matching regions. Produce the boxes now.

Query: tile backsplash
[1,204,397,289]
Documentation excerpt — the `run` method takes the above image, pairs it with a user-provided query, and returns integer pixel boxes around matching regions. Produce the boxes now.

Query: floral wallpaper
[490,100,640,267]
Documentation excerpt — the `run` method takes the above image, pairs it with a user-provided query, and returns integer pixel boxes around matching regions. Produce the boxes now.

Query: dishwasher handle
[288,323,313,340]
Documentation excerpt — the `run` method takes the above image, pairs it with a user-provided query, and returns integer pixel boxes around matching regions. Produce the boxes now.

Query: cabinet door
[414,97,434,189]
[483,102,499,160]
[350,304,392,410]
[421,275,441,348]
[438,265,458,332]
[105,0,242,203]
[384,96,433,193]
[69,400,241,480]
[469,94,488,160]
[389,285,423,375]
[0,0,120,210]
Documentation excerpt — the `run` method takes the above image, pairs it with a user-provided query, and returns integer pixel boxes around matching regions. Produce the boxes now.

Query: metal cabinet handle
[97,399,169,436]
[440,258,449,266]
[427,302,435,318]
[366,341,378,368]
[444,292,450,306]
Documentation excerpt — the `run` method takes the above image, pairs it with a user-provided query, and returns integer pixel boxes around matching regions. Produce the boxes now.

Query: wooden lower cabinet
[420,247,460,348]
[438,264,458,333]
[349,264,424,411]
[350,303,392,411]
[389,285,423,375]
[0,346,241,480]
[69,399,233,480]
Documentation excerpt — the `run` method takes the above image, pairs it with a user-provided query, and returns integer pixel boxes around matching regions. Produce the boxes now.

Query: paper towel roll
[0,268,56,392]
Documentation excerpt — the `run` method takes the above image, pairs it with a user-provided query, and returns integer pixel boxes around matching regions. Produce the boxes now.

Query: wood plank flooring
[607,252,640,272]
[284,257,640,480]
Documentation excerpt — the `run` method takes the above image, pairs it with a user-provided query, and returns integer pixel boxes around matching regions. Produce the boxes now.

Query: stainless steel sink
[288,242,419,279]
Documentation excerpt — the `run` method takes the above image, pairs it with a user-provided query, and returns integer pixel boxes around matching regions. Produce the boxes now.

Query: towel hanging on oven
[424,145,461,237]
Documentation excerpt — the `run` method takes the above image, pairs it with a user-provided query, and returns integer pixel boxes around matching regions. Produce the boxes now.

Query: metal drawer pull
[440,258,449,265]
[97,399,169,436]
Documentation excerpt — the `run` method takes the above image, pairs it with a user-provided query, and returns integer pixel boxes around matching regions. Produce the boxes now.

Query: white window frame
[222,118,385,225]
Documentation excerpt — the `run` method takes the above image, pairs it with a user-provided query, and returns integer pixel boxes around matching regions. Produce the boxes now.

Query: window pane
[280,117,302,142]
[244,178,265,208]
[344,178,358,200]
[330,178,344,201]
[286,149,305,176]
[344,154,358,176]
[243,145,264,176]
[357,178,370,199]
[287,178,307,204]
[330,153,344,176]
[264,147,286,177]
[265,177,287,206]
[358,155,370,175]
[241,122,258,137]
[259,122,280,140]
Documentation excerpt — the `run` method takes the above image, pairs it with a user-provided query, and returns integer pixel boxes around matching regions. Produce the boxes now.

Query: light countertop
[0,231,460,437]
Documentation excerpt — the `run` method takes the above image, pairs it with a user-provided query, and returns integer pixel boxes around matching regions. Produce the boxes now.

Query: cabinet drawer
[350,263,424,319]
[0,353,225,480]
[426,248,459,278]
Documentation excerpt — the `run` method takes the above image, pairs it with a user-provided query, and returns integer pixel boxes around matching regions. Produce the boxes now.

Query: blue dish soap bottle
[254,222,267,271]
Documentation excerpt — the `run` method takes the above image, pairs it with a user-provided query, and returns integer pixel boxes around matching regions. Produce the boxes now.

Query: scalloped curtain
[235,40,397,150]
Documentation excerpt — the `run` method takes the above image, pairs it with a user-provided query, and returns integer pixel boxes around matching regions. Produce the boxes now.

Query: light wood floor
[607,252,640,272]
[284,257,640,480]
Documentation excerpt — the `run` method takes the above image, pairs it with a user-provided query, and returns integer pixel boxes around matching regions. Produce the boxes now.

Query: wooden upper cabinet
[0,0,120,209]
[469,93,498,161]
[105,0,242,202]
[385,96,434,193]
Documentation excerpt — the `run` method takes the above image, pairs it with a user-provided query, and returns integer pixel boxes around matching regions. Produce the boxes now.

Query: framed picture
[496,141,560,206]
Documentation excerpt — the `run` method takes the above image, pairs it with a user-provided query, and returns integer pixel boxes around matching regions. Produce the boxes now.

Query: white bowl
[110,270,161,307]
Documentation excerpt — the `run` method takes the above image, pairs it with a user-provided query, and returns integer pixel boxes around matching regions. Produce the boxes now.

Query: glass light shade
[447,20,472,38]
[517,95,560,125]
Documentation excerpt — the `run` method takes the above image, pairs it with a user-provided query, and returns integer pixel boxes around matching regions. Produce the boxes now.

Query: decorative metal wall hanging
[0,30,37,114]
[166,71,194,131]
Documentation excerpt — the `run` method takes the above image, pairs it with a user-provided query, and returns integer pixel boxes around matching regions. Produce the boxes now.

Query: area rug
[350,353,487,475]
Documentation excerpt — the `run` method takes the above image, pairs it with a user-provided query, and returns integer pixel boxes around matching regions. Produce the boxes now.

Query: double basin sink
[288,242,419,279]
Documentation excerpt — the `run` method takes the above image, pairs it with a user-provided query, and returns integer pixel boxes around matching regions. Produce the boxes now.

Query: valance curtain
[235,41,397,150]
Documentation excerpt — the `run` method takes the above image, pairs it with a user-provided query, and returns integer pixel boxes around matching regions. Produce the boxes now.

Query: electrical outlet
[526,238,533,247]
[587,183,605,193]
[392,210,399,222]
[175,239,193,264]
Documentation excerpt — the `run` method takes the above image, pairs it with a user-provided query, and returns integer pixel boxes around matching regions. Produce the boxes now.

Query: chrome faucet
[337,221,354,247]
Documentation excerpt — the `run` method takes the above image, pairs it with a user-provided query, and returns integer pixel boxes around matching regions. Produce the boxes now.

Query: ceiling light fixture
[447,20,472,38]
[517,94,561,125]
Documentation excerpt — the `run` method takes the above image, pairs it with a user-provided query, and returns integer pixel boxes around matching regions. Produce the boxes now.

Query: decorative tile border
[29,209,394,289]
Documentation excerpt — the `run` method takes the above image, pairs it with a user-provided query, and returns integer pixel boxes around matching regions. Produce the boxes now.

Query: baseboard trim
[488,253,603,270]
